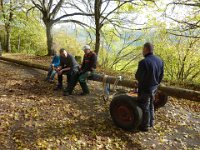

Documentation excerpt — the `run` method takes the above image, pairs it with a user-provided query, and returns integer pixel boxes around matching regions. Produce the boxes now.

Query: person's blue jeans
[138,90,156,129]
[47,66,57,80]
[50,70,56,80]
[47,67,52,80]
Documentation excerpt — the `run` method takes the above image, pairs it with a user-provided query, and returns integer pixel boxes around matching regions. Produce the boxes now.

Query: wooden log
[0,56,200,102]
[90,74,137,88]
[0,56,49,71]
[158,85,200,102]
[91,74,200,102]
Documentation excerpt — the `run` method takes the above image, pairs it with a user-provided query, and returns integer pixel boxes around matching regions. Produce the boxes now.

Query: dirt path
[0,60,199,150]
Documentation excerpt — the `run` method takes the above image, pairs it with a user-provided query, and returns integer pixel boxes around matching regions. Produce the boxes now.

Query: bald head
[143,42,154,56]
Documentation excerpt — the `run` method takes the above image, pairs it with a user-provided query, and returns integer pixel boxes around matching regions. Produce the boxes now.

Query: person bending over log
[135,42,164,132]
[54,48,79,95]
[63,45,97,96]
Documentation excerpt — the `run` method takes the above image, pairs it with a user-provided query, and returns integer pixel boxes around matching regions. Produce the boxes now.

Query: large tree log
[91,74,200,102]
[0,56,200,102]
[0,57,49,71]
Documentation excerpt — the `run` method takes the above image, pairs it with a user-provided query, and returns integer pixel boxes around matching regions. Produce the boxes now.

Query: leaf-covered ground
[0,60,200,150]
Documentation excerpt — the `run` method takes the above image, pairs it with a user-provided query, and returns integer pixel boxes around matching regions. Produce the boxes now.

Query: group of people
[46,45,97,96]
[46,42,164,132]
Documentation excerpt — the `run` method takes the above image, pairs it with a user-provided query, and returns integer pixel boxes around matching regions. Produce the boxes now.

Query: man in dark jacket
[79,45,97,95]
[54,48,79,95]
[135,42,164,132]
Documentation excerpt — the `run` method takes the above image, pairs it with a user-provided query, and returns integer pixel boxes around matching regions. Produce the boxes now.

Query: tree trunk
[95,28,100,56]
[3,33,6,50]
[5,25,11,53]
[0,42,2,56]
[4,0,13,53]
[17,35,20,51]
[94,0,102,56]
[46,23,53,56]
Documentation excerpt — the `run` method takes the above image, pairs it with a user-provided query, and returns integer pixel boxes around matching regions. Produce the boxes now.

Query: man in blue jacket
[135,42,164,132]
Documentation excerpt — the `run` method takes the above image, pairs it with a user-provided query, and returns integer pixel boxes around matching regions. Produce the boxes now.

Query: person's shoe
[79,92,89,96]
[48,79,54,83]
[54,85,62,91]
[63,92,72,96]
[63,88,69,93]
[150,124,154,128]
[44,78,49,82]
[139,126,149,132]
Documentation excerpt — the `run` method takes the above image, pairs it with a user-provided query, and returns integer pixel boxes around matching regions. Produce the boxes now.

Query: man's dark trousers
[57,69,79,93]
[57,71,71,87]
[138,89,157,129]
[67,70,79,94]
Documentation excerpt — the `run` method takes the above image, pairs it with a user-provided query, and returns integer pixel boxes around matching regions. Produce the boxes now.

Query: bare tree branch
[53,12,93,24]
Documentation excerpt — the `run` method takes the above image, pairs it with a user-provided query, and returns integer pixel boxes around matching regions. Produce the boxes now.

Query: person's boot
[48,78,54,83]
[63,87,69,93]
[79,82,90,96]
[63,91,72,96]
[150,121,154,128]
[139,126,149,132]
[44,77,50,82]
[79,92,90,96]
[63,86,73,96]
[54,85,63,91]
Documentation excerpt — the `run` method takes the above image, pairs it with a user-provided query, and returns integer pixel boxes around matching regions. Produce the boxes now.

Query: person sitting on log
[78,45,97,96]
[135,42,164,132]
[54,48,79,95]
[62,45,97,96]
[45,50,60,82]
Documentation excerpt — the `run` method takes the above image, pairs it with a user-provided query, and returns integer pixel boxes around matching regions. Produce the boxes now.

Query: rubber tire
[110,94,143,131]
[154,92,168,109]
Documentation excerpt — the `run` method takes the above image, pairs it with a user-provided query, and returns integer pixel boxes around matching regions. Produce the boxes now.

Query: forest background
[0,0,200,83]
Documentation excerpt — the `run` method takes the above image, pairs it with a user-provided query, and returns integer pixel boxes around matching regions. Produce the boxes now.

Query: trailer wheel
[154,92,168,109]
[110,94,142,131]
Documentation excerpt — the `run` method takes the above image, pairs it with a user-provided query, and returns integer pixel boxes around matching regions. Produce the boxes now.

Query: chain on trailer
[102,75,136,102]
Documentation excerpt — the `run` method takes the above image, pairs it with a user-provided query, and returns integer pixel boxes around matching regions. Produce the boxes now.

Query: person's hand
[52,64,55,70]
[87,71,91,76]
[58,70,63,75]
[56,67,61,72]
